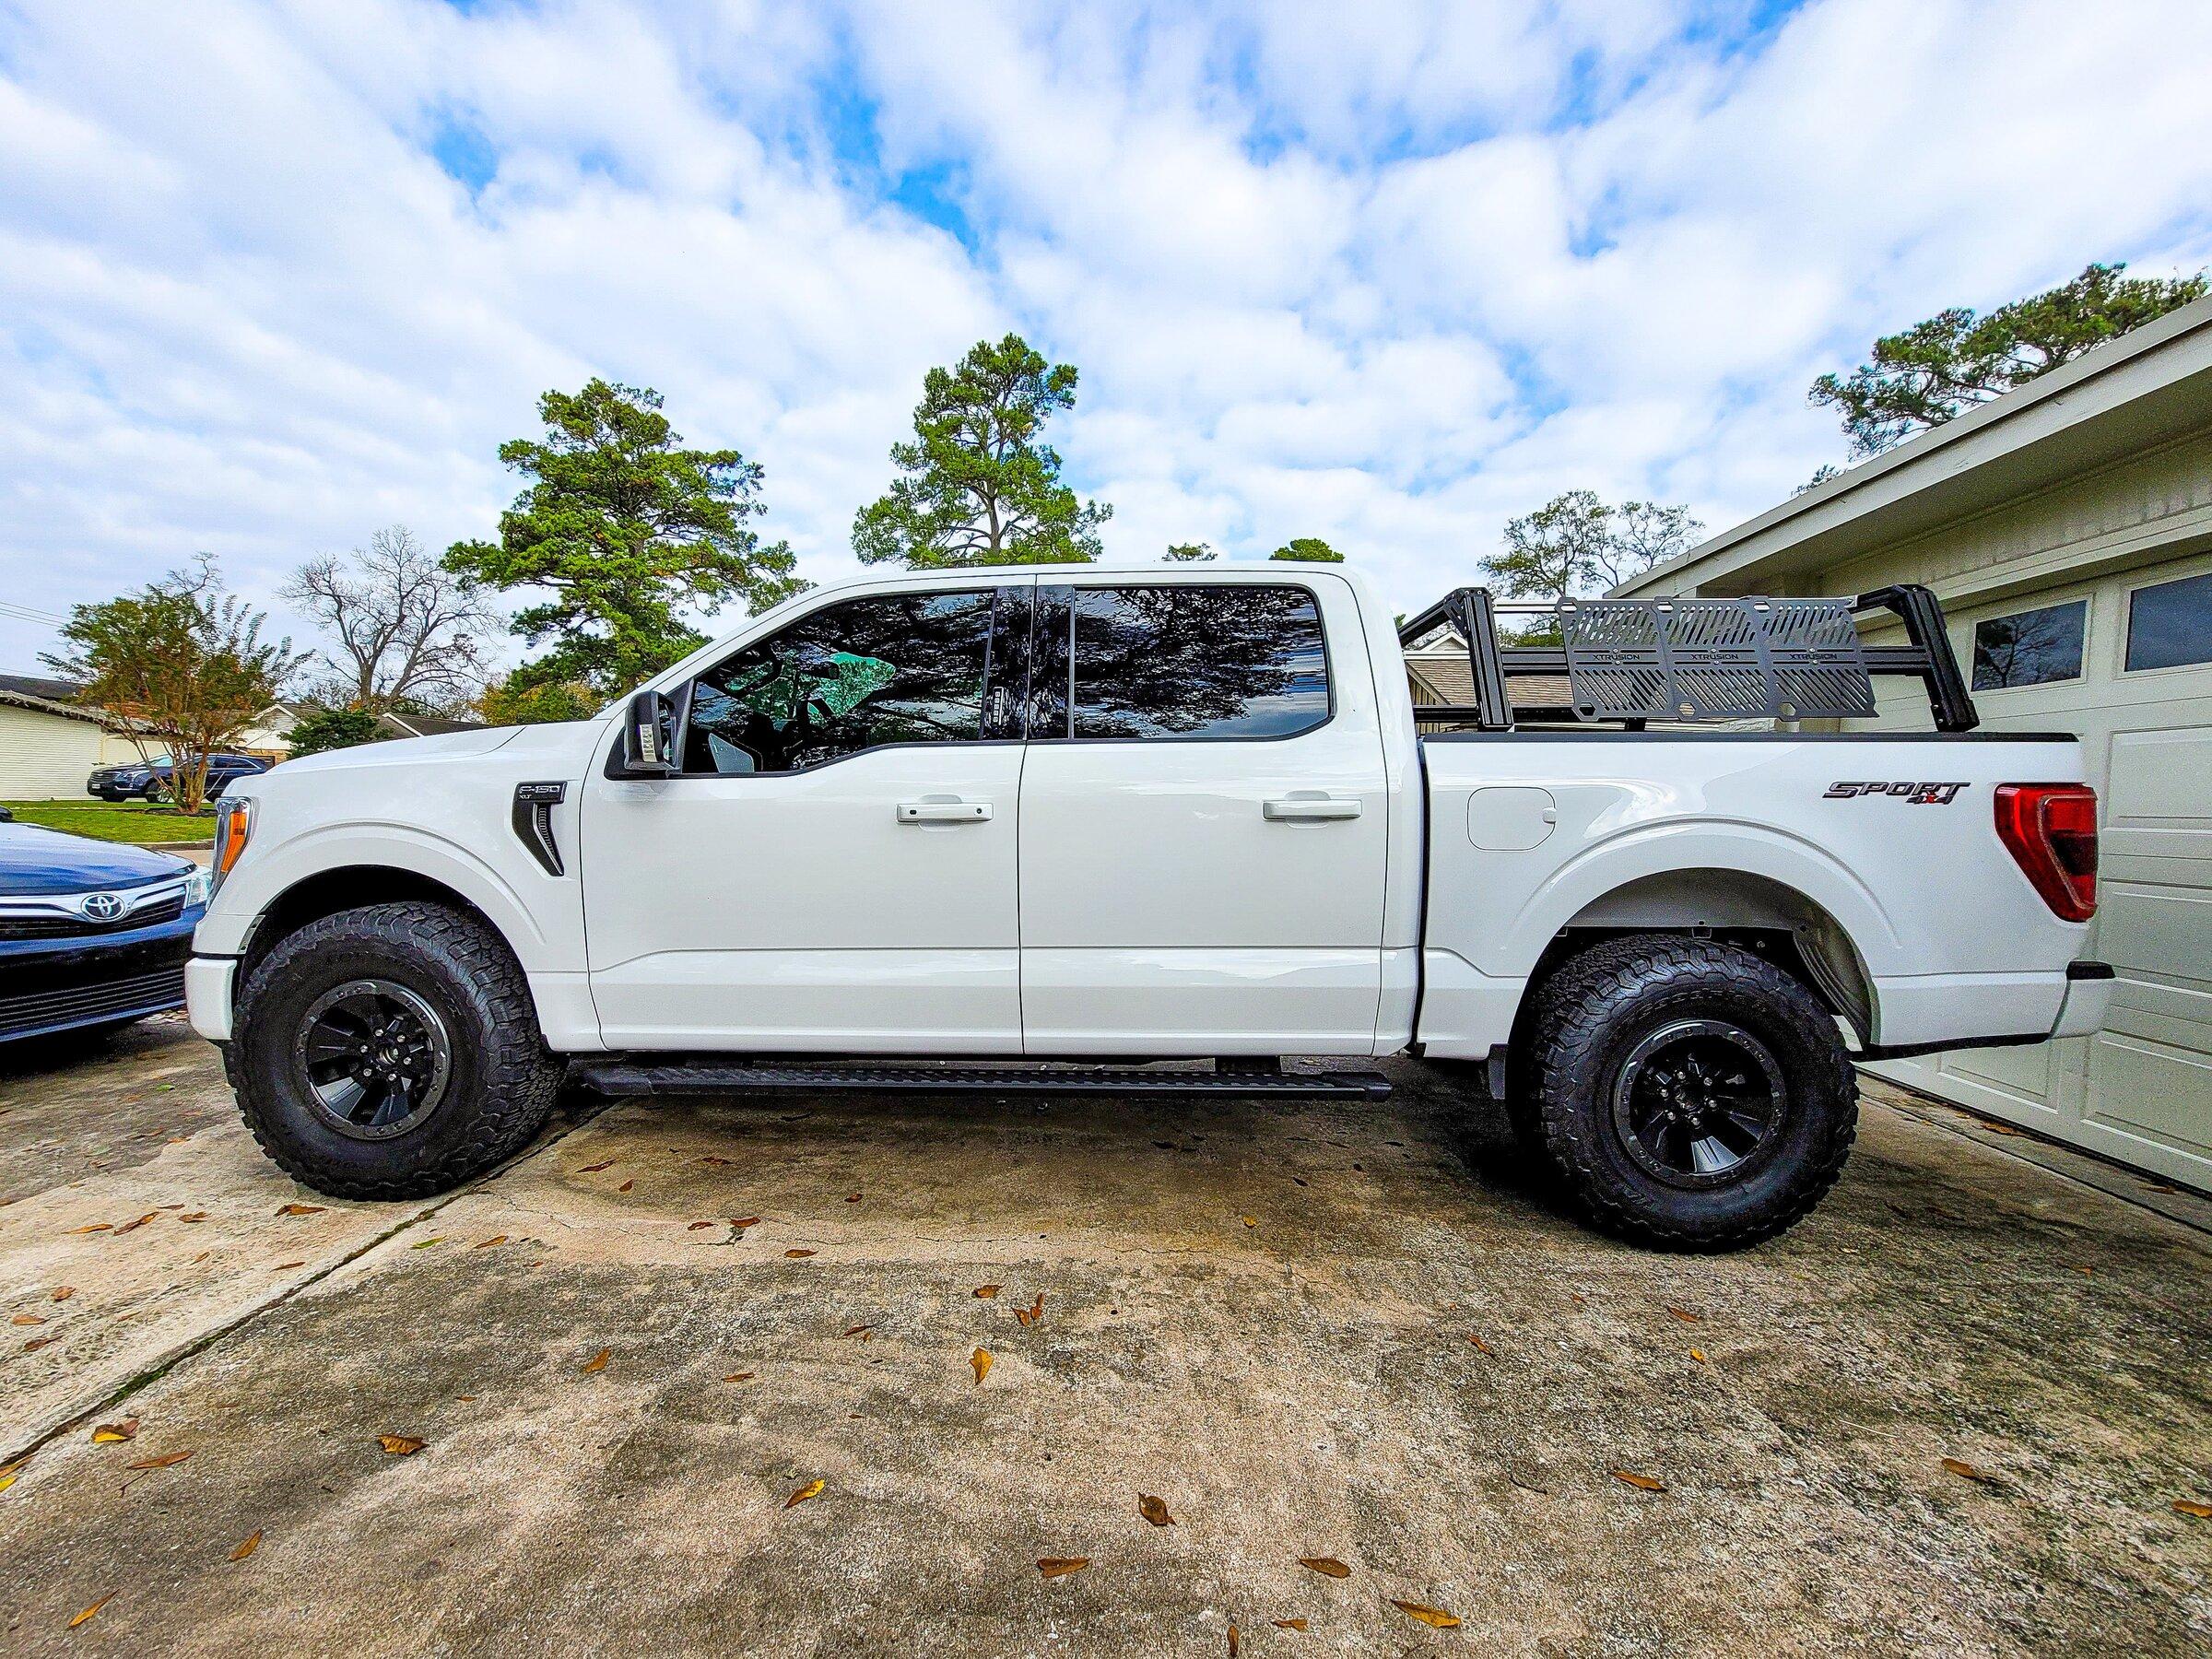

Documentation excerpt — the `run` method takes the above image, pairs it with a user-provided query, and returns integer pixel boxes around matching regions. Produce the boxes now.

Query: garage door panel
[2104,727,2212,822]
[2094,884,2212,999]
[1942,1040,2053,1100]
[2086,1032,2212,1156]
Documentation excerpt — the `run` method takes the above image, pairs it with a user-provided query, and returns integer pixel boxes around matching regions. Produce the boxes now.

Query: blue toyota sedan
[0,821,208,1043]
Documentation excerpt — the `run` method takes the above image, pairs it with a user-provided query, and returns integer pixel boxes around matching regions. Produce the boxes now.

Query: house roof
[378,712,486,739]
[0,684,109,727]
[1405,647,1574,713]
[0,673,85,703]
[1616,290,2212,600]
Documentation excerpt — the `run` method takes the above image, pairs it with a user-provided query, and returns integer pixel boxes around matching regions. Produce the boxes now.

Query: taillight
[1994,783,2097,922]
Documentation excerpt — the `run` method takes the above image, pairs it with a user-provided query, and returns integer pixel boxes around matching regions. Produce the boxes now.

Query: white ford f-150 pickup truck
[189,564,2112,1248]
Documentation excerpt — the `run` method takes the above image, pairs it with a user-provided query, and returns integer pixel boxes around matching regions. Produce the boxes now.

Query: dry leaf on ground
[229,1529,263,1561]
[1037,1557,1089,1578]
[1138,1493,1174,1526]
[11,1313,45,1325]
[785,1478,824,1509]
[1941,1457,1998,1484]
[1611,1470,1666,1492]
[785,1249,817,1259]
[52,1286,74,1301]
[67,1597,111,1630]
[1467,1335,1492,1356]
[90,1418,138,1443]
[1016,1292,1047,1326]
[974,1285,1000,1299]
[2173,1499,2211,1519]
[1228,1622,1240,1655]
[1666,1306,1701,1324]
[114,1213,159,1233]
[1394,1601,1462,1629]
[688,1221,716,1231]
[1689,1348,1707,1363]
[1298,1557,1351,1578]
[732,1216,761,1229]
[577,1159,617,1173]
[724,1371,756,1383]
[582,1348,610,1373]
[1272,1618,1308,1630]
[276,1204,324,1217]
[474,1236,508,1249]
[377,1435,426,1456]
[66,1224,112,1234]
[971,1347,994,1384]
[127,1451,192,1470]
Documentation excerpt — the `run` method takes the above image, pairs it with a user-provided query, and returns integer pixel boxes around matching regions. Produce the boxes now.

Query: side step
[571,1059,1392,1102]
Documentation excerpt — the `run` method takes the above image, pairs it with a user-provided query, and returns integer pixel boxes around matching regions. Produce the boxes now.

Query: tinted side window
[1971,600,2086,690]
[2125,571,2212,672]
[1067,583,1330,740]
[684,590,997,774]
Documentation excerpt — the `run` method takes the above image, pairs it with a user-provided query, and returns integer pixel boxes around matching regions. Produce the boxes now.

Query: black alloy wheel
[293,978,453,1140]
[1611,1018,1783,1187]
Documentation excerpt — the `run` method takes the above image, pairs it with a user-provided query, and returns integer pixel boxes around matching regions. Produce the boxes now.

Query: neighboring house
[1616,293,2212,1189]
[237,700,316,764]
[1404,634,1575,730]
[0,681,112,797]
[378,711,484,739]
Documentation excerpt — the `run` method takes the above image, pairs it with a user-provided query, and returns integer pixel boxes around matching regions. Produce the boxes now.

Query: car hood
[0,823,193,894]
[273,727,523,774]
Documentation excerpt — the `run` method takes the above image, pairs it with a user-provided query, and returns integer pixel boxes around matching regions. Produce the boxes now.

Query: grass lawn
[3,798,213,845]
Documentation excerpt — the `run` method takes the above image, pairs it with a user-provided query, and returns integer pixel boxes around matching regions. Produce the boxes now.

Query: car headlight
[183,867,212,908]
[210,796,253,893]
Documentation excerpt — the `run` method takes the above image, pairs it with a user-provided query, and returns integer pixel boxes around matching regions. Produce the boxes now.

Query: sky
[4,0,2211,677]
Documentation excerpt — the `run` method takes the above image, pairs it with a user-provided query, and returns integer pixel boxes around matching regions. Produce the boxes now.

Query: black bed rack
[1397,582,1980,734]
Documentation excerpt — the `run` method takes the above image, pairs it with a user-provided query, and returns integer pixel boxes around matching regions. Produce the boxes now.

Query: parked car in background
[0,820,206,1042]
[87,752,269,802]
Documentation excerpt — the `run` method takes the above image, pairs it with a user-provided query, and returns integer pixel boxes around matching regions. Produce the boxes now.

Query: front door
[582,582,1028,1053]
[1016,573,1393,1054]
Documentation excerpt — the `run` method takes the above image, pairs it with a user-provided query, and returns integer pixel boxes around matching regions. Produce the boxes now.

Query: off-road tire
[1518,935,1856,1250]
[231,900,562,1199]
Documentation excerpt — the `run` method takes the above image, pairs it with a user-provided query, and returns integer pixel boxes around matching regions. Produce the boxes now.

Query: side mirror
[620,688,679,776]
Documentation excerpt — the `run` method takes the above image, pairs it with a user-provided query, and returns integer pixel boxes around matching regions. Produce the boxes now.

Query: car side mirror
[620,688,679,776]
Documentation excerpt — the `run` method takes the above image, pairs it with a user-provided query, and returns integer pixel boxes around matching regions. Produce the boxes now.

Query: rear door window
[1042,582,1331,740]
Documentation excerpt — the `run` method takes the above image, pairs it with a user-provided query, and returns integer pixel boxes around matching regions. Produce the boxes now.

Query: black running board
[571,1059,1392,1101]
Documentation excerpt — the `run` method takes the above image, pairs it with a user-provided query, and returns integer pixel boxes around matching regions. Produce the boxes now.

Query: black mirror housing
[620,688,679,776]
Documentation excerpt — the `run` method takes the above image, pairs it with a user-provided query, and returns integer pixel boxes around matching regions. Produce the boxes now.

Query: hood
[273,727,522,775]
[0,823,193,895]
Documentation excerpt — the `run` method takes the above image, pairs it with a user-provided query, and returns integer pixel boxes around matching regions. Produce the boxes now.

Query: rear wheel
[1517,935,1856,1250]
[231,900,562,1199]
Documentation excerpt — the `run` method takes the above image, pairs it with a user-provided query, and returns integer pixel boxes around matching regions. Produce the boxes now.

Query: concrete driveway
[1,1019,2207,1655]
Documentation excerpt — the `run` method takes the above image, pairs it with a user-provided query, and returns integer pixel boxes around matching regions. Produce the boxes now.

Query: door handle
[1264,796,1362,822]
[897,799,993,824]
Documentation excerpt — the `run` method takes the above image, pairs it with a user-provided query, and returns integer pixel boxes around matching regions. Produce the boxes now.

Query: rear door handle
[1264,796,1362,822]
[898,799,993,824]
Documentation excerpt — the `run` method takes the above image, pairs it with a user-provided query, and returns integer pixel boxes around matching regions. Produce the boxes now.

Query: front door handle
[1264,796,1362,822]
[898,798,993,825]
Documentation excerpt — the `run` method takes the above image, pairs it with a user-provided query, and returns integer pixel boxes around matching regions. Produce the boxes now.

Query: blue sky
[3,0,2211,673]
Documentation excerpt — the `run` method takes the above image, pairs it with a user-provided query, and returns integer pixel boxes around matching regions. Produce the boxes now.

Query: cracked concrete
[1,1019,2207,1654]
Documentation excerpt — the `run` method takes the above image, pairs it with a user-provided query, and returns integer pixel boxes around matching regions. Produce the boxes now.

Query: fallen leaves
[785,1249,817,1259]
[1036,1557,1089,1578]
[127,1451,192,1470]
[1016,1292,1047,1327]
[1941,1457,1998,1485]
[581,1348,610,1374]
[724,1371,756,1383]
[1467,1335,1493,1356]
[1228,1622,1240,1655]
[376,1435,426,1456]
[1298,1557,1351,1578]
[67,1597,111,1630]
[1138,1493,1175,1527]
[2174,1499,2211,1520]
[845,1192,863,1203]
[1393,1601,1462,1630]
[1611,1470,1666,1493]
[229,1529,263,1561]
[1272,1618,1308,1630]
[1689,1349,1707,1364]
[732,1216,761,1230]
[971,1347,994,1385]
[974,1285,1000,1299]
[577,1159,617,1174]
[0,1454,28,1495]
[1665,1307,1701,1324]
[1241,1216,1257,1228]
[113,1213,159,1234]
[785,1478,824,1509]
[66,1223,112,1234]
[275,1203,324,1217]
[474,1235,508,1249]
[408,1238,444,1251]
[10,1313,44,1326]
[52,1286,74,1301]
[688,1221,716,1231]
[90,1418,139,1444]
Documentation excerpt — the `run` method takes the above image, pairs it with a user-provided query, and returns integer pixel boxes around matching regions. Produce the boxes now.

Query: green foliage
[1811,262,2208,457]
[42,555,308,813]
[478,670,599,726]
[853,334,1111,569]
[1488,490,1702,608]
[284,706,384,756]
[444,378,803,696]
[1164,541,1216,561]
[1268,537,1343,562]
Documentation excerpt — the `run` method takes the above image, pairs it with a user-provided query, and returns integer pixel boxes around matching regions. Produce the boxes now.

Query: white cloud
[3,0,2210,676]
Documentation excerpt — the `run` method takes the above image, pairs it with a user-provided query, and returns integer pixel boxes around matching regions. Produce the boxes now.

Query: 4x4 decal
[1824,781,1969,805]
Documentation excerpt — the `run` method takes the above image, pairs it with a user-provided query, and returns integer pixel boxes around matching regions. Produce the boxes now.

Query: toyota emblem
[78,891,127,922]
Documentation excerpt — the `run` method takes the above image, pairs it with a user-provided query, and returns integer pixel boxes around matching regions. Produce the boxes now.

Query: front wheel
[231,900,563,1199]
[1518,935,1857,1250]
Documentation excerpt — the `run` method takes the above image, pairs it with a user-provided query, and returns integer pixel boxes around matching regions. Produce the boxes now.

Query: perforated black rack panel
[1558,597,1877,724]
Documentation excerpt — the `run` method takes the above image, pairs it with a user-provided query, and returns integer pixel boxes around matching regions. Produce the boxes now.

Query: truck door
[580,582,1028,1052]
[1016,573,1391,1054]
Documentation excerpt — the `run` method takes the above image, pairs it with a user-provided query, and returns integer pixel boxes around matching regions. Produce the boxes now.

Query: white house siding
[0,701,104,797]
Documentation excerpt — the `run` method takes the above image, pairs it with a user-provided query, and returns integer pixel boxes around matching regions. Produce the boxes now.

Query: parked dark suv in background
[87,752,269,802]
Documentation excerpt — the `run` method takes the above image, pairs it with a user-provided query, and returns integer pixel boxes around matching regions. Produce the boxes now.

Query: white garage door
[1863,550,2212,1190]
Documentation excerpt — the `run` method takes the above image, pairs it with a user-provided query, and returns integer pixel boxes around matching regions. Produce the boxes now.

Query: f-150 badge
[1824,781,1969,805]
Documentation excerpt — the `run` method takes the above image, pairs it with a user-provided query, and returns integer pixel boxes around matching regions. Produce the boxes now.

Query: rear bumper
[186,955,239,1042]
[2051,959,2115,1040]
[1861,959,2112,1060]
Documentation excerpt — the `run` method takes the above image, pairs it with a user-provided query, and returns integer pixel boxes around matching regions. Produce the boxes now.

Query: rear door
[1016,572,1391,1054]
